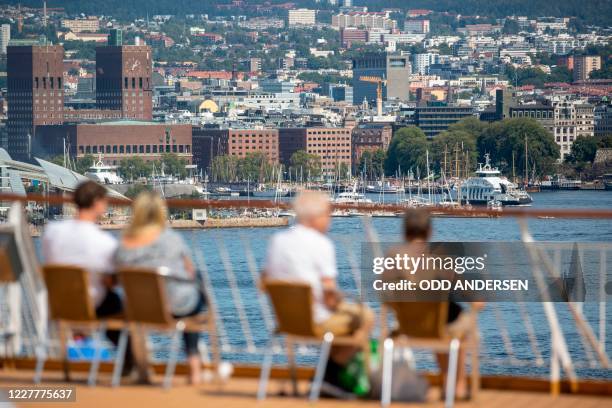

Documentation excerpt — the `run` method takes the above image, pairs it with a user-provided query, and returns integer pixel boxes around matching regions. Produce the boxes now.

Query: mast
[443,144,448,181]
[524,135,528,188]
[512,150,516,183]
[426,149,431,205]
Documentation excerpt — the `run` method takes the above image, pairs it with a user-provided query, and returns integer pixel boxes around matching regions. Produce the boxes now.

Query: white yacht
[84,156,123,184]
[451,154,532,206]
[332,183,373,205]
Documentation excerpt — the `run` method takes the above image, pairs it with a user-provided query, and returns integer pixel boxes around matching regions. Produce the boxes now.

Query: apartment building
[288,9,316,27]
[61,17,100,33]
[573,55,601,81]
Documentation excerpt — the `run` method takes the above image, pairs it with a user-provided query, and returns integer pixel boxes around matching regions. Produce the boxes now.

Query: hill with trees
[4,1,610,25]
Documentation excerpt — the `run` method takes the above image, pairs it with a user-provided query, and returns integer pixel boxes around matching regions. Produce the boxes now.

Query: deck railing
[0,192,610,395]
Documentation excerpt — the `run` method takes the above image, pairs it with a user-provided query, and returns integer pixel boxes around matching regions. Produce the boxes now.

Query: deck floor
[1,370,610,408]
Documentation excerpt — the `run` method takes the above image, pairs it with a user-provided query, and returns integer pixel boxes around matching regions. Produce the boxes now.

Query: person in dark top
[384,209,484,400]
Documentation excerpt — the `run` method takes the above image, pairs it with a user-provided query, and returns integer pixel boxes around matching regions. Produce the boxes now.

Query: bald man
[264,191,373,364]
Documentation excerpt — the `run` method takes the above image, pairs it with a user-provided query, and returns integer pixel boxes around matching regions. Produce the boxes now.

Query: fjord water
[186,191,612,378]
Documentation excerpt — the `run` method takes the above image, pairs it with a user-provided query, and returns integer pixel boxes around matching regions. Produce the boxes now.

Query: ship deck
[1,369,610,408]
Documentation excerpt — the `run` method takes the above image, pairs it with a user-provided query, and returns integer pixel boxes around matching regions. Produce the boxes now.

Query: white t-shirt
[42,219,118,307]
[265,224,338,324]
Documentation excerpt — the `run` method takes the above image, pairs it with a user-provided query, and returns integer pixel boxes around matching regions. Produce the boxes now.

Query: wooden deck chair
[380,301,480,408]
[35,265,126,387]
[117,267,219,389]
[257,279,370,402]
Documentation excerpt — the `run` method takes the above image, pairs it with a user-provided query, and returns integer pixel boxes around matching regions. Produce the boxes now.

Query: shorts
[315,303,374,337]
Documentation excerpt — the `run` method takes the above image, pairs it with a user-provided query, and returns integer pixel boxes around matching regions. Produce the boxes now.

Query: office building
[332,12,397,30]
[510,100,594,159]
[61,17,100,33]
[573,55,601,82]
[404,19,430,34]
[191,128,279,170]
[0,24,10,54]
[249,58,262,73]
[412,53,439,74]
[288,9,316,27]
[413,103,474,138]
[95,45,153,120]
[351,123,392,171]
[35,122,192,165]
[594,104,612,137]
[191,127,229,171]
[340,28,368,47]
[328,84,353,102]
[7,45,65,160]
[228,129,279,163]
[108,28,123,46]
[279,127,352,176]
[352,53,411,105]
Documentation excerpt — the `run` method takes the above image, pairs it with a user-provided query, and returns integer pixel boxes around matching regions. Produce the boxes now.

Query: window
[112,145,118,153]
[139,77,143,88]
[124,77,128,88]
[139,145,144,153]
[119,145,124,154]
[132,78,136,88]
[146,145,151,153]
[106,145,111,153]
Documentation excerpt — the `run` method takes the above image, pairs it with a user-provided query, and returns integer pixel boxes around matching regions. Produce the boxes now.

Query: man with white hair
[265,190,373,364]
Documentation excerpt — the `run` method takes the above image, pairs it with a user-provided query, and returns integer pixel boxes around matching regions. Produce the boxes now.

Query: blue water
[43,191,612,379]
[178,190,612,379]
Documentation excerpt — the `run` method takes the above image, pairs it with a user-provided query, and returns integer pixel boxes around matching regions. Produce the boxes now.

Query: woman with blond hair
[114,191,206,385]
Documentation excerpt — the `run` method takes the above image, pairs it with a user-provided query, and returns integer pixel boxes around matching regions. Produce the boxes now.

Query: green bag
[337,340,380,397]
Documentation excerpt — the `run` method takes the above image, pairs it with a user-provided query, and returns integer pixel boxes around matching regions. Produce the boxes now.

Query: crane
[359,75,387,117]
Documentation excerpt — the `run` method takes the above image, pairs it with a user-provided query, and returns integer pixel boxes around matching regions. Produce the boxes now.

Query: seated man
[383,209,483,400]
[264,190,373,364]
[42,180,134,375]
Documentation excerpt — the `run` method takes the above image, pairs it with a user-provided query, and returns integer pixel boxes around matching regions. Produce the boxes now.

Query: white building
[553,100,594,159]
[0,24,10,54]
[412,53,439,74]
[288,9,316,27]
[332,12,397,30]
[61,17,100,33]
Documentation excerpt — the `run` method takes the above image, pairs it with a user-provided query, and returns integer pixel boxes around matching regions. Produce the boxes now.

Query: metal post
[445,338,460,408]
[381,338,394,407]
[111,328,129,387]
[309,332,333,402]
[164,321,185,389]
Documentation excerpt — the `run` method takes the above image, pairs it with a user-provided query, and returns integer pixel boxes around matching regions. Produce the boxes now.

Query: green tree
[289,150,322,181]
[429,130,478,177]
[161,153,188,179]
[75,154,95,174]
[211,155,238,182]
[565,136,599,163]
[118,156,152,180]
[237,152,273,182]
[477,118,560,178]
[358,148,387,179]
[384,126,429,177]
